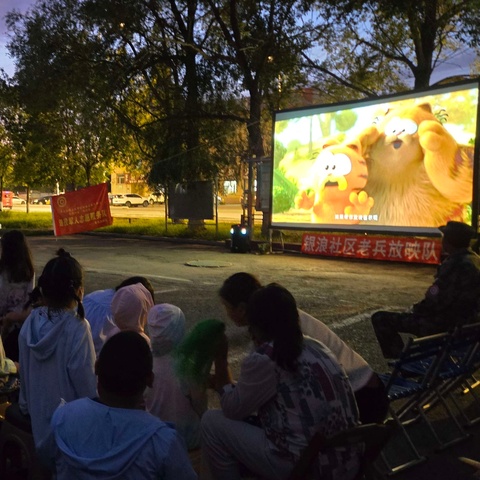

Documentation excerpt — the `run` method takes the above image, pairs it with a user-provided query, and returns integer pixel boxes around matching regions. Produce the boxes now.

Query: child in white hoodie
[47,331,197,479]
[18,248,97,456]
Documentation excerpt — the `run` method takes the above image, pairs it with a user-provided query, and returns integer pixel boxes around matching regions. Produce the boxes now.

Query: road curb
[83,231,303,254]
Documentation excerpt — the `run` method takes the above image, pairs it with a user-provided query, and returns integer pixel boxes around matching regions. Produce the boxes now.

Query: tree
[6,0,131,190]
[305,0,480,95]
[0,77,15,207]
[202,0,312,157]
[199,0,315,232]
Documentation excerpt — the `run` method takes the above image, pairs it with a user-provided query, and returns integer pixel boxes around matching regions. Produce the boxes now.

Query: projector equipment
[230,224,250,253]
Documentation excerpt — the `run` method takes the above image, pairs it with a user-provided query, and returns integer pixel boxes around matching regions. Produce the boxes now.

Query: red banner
[301,233,442,265]
[51,183,112,237]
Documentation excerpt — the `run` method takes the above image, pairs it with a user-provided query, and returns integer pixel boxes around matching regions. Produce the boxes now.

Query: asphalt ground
[20,234,480,479]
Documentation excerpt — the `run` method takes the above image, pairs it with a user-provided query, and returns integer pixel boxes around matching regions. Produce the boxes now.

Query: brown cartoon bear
[357,103,474,227]
[295,139,374,224]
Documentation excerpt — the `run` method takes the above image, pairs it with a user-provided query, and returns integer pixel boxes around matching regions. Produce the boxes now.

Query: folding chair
[376,331,451,474]
[392,323,480,432]
[288,423,394,480]
[423,322,480,429]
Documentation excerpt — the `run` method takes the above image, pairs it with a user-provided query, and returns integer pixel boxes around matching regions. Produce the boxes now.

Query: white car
[112,193,149,207]
[12,196,26,205]
[148,192,165,204]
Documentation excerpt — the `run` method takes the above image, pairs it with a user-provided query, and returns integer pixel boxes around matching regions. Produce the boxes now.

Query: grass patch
[97,217,237,241]
[0,210,54,230]
[0,211,305,245]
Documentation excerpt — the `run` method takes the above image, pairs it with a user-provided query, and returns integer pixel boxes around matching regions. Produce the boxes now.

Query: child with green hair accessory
[174,319,226,384]
[145,304,213,452]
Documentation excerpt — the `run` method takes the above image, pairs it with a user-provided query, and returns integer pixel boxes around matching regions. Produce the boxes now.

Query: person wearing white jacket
[18,248,97,457]
[47,331,197,479]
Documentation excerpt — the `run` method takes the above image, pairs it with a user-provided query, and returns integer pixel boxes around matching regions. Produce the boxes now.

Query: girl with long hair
[202,283,360,480]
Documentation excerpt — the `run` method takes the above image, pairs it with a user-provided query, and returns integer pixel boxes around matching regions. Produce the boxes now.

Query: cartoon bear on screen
[357,103,474,227]
[295,139,374,224]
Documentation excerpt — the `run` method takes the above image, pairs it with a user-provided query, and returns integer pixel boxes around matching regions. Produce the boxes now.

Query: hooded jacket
[144,304,207,450]
[104,283,153,345]
[83,288,116,356]
[50,397,197,479]
[18,306,97,450]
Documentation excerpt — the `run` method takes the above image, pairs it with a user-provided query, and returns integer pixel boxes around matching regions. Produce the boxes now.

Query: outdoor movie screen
[270,80,480,235]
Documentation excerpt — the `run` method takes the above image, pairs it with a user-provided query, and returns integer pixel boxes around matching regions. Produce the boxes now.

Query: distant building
[110,167,150,196]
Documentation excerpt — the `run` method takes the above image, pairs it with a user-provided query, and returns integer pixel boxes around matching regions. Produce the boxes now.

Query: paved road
[24,234,480,479]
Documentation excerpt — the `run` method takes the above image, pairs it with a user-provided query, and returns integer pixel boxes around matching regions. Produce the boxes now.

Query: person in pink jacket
[104,283,154,345]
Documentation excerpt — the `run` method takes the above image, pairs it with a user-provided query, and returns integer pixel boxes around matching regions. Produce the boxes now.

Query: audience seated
[18,248,97,459]
[45,331,197,479]
[144,304,207,450]
[202,283,360,480]
[84,276,154,356]
[219,272,388,424]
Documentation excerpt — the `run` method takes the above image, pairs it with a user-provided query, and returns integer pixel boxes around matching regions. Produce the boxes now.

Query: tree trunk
[247,90,270,236]
[188,218,206,231]
[413,65,433,90]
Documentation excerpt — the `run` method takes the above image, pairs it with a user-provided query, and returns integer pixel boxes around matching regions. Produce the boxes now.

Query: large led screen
[271,80,480,235]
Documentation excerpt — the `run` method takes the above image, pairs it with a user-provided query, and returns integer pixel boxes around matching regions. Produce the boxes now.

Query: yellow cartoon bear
[357,103,474,227]
[295,139,374,224]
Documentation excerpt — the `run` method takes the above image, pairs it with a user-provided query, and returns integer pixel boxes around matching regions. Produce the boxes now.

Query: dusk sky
[0,0,33,76]
[0,1,477,82]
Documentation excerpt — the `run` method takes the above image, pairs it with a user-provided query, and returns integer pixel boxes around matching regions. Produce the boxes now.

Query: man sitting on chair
[372,221,480,359]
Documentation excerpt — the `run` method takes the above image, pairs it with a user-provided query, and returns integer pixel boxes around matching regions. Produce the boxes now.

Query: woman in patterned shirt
[202,283,361,480]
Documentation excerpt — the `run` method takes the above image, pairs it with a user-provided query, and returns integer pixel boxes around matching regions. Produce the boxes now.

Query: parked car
[148,191,165,204]
[112,193,149,208]
[12,196,26,205]
[33,195,52,205]
[108,194,122,204]
[111,195,126,206]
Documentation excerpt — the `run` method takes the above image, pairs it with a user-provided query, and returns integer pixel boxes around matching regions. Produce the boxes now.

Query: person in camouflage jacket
[372,221,480,358]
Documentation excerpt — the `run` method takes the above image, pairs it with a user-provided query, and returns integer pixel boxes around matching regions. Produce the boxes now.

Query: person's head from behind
[246,283,302,371]
[116,276,155,303]
[439,221,475,255]
[96,331,153,407]
[37,248,85,318]
[0,229,35,283]
[148,303,186,356]
[219,272,261,326]
[111,283,154,334]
